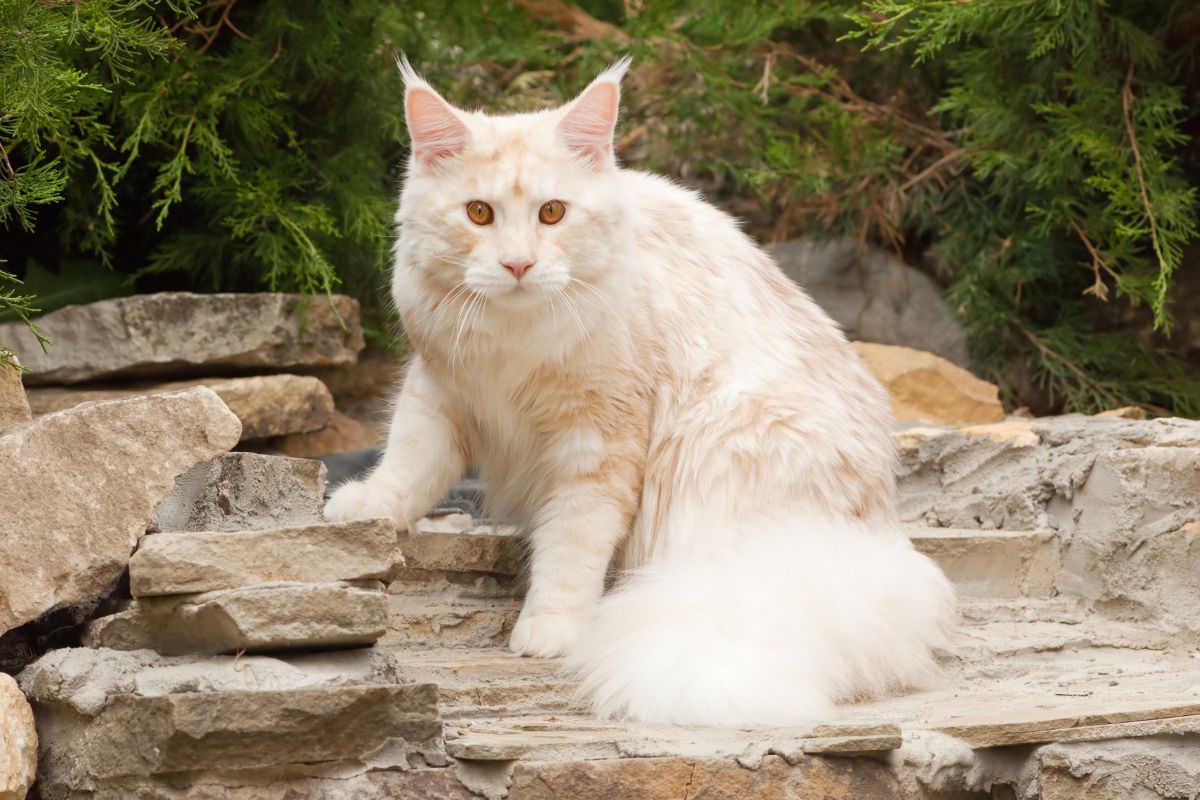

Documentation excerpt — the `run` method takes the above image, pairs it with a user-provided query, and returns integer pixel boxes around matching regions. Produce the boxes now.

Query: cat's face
[396,60,632,313]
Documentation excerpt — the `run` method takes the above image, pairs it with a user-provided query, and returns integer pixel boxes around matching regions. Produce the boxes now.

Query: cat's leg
[324,357,466,531]
[510,446,640,658]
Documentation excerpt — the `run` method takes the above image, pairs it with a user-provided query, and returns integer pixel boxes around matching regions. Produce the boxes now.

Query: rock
[27,373,335,440]
[896,415,1200,635]
[0,388,241,636]
[1037,739,1200,799]
[1095,406,1148,420]
[0,292,364,385]
[269,409,383,458]
[0,673,36,800]
[84,582,388,655]
[852,342,1004,425]
[130,519,395,596]
[908,528,1060,598]
[0,364,30,428]
[17,646,405,716]
[18,648,442,799]
[772,237,968,366]
[155,452,326,532]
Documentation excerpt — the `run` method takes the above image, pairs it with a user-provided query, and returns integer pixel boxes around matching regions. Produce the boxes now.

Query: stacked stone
[17,453,445,799]
[0,291,384,454]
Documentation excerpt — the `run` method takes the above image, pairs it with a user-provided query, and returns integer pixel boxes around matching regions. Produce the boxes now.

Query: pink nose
[502,261,534,280]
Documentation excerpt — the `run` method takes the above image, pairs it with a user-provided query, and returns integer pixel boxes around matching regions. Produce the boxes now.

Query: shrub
[2,0,1198,412]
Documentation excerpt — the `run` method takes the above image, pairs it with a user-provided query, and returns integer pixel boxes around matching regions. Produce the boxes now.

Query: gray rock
[18,646,404,715]
[130,519,395,596]
[18,648,442,799]
[155,452,326,533]
[0,363,30,428]
[0,388,241,635]
[84,582,388,655]
[1037,739,1200,799]
[26,373,335,440]
[896,415,1200,636]
[0,292,364,385]
[771,237,969,366]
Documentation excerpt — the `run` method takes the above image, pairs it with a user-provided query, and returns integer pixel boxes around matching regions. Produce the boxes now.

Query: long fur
[325,60,957,727]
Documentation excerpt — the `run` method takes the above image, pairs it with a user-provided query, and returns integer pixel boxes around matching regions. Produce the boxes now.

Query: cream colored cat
[325,58,956,726]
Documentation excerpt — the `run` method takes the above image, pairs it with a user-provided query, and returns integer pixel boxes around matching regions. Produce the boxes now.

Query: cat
[325,57,956,727]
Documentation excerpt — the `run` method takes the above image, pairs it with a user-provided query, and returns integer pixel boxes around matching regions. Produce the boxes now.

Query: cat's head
[394,59,633,314]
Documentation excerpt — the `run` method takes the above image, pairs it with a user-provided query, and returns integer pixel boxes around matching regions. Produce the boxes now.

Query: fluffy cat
[325,58,956,727]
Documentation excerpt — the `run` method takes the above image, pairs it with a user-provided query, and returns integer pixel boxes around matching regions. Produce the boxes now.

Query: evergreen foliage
[1,0,1198,412]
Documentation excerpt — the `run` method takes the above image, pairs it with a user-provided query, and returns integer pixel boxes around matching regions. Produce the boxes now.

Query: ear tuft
[556,58,631,170]
[399,55,470,172]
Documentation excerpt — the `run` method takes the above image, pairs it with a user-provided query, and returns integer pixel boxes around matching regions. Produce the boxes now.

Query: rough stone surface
[17,646,401,714]
[772,237,969,366]
[84,582,388,655]
[0,673,36,800]
[895,415,1200,636]
[853,342,1004,425]
[130,519,395,596]
[1037,739,1200,800]
[27,373,334,440]
[0,388,241,635]
[154,452,325,533]
[0,292,364,385]
[25,680,441,798]
[506,755,909,800]
[268,409,383,458]
[0,364,30,428]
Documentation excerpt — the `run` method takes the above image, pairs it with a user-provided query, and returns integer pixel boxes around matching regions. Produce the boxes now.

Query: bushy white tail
[565,510,956,727]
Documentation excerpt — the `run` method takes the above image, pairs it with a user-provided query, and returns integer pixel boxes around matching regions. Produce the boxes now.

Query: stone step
[84,581,388,655]
[390,520,1063,601]
[130,518,394,596]
[907,526,1060,597]
[18,646,444,799]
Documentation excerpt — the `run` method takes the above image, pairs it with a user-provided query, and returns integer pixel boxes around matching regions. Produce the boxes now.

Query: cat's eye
[466,200,494,225]
[539,200,566,225]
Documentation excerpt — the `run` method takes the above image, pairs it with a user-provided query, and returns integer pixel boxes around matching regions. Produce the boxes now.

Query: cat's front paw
[509,607,582,658]
[324,480,407,530]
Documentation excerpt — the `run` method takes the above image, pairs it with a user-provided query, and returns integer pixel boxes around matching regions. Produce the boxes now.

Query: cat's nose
[502,261,534,280]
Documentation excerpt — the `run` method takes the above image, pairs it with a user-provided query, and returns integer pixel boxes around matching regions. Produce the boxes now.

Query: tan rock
[269,409,383,458]
[0,292,364,385]
[130,519,395,597]
[0,673,36,800]
[0,388,241,635]
[0,364,30,428]
[84,582,388,655]
[27,373,334,440]
[1096,405,1148,420]
[852,341,1004,425]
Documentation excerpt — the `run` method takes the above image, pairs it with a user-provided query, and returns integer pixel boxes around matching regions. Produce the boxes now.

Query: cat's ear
[399,56,470,172]
[557,57,631,170]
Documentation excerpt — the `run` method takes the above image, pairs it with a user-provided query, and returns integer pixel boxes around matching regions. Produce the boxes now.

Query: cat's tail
[564,509,956,727]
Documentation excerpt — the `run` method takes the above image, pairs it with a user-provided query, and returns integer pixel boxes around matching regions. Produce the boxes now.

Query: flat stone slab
[0,292,364,384]
[442,715,901,763]
[0,388,241,635]
[385,597,519,650]
[908,527,1060,597]
[27,373,335,440]
[130,519,395,596]
[155,452,326,533]
[84,582,388,655]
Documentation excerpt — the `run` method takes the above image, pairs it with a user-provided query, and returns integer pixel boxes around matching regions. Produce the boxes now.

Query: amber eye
[539,200,566,225]
[466,200,494,225]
